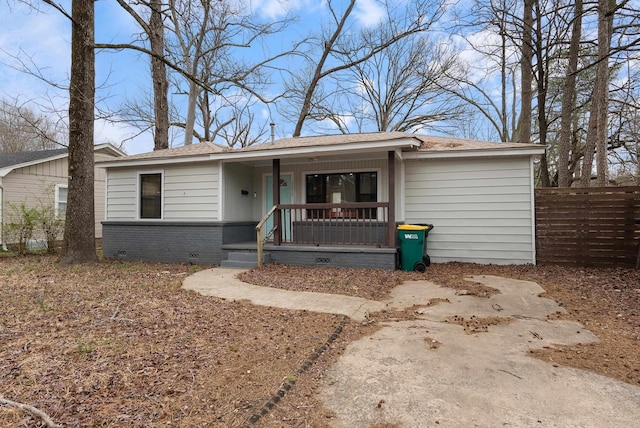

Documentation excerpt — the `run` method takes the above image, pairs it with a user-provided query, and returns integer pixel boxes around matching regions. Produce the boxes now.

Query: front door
[265,174,293,241]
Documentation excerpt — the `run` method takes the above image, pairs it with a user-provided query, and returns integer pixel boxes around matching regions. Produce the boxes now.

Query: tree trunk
[60,0,97,264]
[517,0,534,145]
[581,0,614,187]
[183,80,199,145]
[500,25,508,141]
[534,1,551,187]
[581,88,600,186]
[595,0,614,186]
[557,0,582,187]
[150,0,169,150]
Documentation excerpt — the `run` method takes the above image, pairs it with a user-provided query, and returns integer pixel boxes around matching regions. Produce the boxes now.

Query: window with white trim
[140,173,162,219]
[55,184,68,218]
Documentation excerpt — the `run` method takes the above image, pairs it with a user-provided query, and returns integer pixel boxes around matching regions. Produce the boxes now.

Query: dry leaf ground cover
[1,255,638,427]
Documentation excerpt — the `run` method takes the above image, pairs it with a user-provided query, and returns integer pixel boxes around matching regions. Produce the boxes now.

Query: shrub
[4,202,40,254]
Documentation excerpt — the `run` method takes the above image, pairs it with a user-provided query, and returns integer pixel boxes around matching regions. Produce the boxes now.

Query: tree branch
[0,398,61,428]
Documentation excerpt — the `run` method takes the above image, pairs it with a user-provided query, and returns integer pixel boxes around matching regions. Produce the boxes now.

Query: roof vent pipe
[270,123,275,144]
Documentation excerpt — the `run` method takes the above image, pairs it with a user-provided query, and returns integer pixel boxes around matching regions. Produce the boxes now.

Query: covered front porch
[221,150,401,269]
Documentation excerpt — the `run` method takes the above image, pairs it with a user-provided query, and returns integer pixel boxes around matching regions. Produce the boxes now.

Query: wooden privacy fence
[535,187,640,268]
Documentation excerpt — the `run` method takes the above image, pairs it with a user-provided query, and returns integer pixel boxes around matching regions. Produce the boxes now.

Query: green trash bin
[397,224,433,272]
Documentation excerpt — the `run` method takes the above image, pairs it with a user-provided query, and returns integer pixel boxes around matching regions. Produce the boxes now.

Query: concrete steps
[220,251,271,269]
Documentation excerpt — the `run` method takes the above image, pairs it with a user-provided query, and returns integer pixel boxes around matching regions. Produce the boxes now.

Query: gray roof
[415,135,538,151]
[99,141,229,162]
[238,131,418,152]
[0,148,68,169]
[99,132,544,164]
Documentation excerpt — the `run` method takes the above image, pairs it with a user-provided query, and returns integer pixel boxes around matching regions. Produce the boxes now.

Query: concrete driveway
[183,270,640,427]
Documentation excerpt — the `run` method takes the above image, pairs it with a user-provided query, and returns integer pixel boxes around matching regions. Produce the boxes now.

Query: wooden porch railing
[256,202,390,266]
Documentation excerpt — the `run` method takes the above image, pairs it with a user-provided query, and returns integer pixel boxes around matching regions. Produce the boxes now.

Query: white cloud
[353,0,385,27]
[248,0,310,19]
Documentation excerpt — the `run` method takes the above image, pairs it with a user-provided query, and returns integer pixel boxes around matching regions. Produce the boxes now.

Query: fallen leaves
[1,256,638,427]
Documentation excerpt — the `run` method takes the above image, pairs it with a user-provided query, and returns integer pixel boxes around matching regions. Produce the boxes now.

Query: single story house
[0,144,125,249]
[99,132,544,269]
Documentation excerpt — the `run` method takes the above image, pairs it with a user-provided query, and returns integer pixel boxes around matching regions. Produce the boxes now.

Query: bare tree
[325,35,468,133]
[604,53,640,185]
[443,0,523,142]
[115,0,170,150]
[60,0,97,264]
[518,0,534,144]
[165,0,291,146]
[0,98,64,152]
[557,0,583,187]
[287,0,447,137]
[166,0,210,146]
[215,99,269,148]
[580,0,615,187]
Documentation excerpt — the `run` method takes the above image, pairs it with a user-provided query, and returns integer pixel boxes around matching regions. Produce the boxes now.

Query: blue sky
[0,0,482,154]
[1,1,150,151]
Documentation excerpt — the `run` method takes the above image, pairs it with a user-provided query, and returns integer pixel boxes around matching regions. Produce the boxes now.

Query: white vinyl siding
[105,169,137,220]
[404,157,534,264]
[163,165,219,220]
[105,163,219,221]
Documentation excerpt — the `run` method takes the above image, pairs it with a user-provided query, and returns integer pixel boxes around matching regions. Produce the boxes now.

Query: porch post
[273,158,281,245]
[388,151,396,248]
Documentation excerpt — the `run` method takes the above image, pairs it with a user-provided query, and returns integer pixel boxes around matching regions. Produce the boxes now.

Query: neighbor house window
[140,173,162,219]
[305,172,377,218]
[55,184,68,218]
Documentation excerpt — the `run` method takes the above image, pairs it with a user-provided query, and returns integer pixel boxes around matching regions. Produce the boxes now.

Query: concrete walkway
[184,268,386,321]
[183,269,640,428]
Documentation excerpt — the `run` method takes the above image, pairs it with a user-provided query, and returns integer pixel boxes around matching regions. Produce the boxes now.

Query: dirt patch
[1,256,638,427]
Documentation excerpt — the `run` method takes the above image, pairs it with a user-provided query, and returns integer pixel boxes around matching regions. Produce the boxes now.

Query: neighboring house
[0,144,125,249]
[99,132,545,269]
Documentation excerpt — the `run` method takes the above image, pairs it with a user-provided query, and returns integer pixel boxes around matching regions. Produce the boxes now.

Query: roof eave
[214,137,420,162]
[95,143,126,157]
[403,146,546,159]
[98,137,421,167]
[97,154,213,168]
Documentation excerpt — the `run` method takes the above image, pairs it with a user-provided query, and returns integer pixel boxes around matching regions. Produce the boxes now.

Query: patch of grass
[25,264,39,272]
[76,339,94,355]
[36,295,52,312]
[117,261,140,270]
